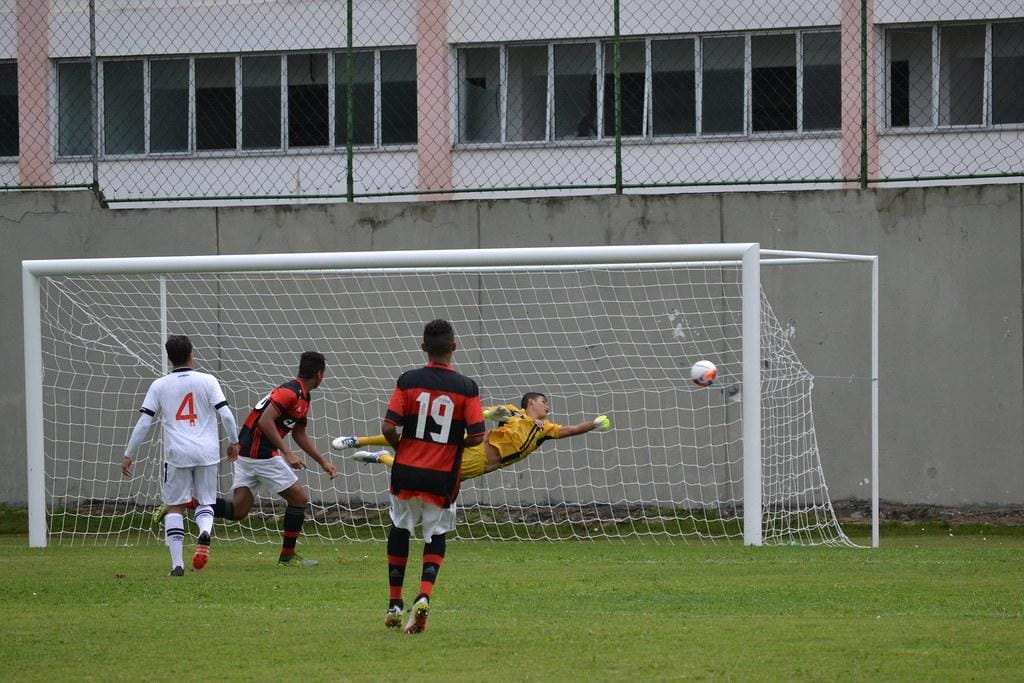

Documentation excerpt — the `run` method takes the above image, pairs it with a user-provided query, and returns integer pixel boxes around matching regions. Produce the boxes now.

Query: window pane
[751,34,795,132]
[287,53,328,147]
[460,47,500,143]
[242,55,281,149]
[652,39,695,136]
[603,40,645,137]
[993,22,1024,124]
[701,36,744,134]
[939,25,984,126]
[887,28,932,128]
[554,43,596,140]
[58,61,93,156]
[802,32,841,131]
[196,57,236,150]
[335,51,375,146]
[103,60,144,154]
[381,49,416,145]
[507,45,547,142]
[0,62,17,156]
[150,59,188,153]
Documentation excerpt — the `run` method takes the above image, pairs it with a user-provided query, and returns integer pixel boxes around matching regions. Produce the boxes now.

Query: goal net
[25,246,861,546]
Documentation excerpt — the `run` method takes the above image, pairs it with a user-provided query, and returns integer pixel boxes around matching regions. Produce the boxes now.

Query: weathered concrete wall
[2,185,1021,507]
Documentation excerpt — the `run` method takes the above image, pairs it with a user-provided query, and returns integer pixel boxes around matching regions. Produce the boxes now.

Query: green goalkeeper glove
[484,406,513,421]
[592,415,613,431]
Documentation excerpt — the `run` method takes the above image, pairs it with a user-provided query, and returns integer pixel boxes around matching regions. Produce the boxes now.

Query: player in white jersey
[121,335,240,576]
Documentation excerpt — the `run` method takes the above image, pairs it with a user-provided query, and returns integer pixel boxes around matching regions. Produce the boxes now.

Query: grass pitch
[2,529,1023,681]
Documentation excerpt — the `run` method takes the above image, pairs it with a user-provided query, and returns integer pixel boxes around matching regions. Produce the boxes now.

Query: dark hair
[422,319,455,357]
[165,335,193,366]
[297,351,326,379]
[520,392,547,409]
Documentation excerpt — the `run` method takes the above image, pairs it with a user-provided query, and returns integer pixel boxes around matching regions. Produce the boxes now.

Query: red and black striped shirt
[386,361,484,507]
[238,378,311,459]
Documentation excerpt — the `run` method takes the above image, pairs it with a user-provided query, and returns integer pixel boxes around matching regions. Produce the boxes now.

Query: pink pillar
[17,0,54,186]
[840,0,878,186]
[416,0,452,199]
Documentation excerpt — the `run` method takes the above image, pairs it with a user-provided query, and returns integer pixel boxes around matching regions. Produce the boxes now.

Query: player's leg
[404,502,455,634]
[213,457,256,520]
[161,463,193,576]
[351,450,395,467]
[191,464,218,570]
[332,434,389,450]
[277,482,312,566]
[387,495,420,628]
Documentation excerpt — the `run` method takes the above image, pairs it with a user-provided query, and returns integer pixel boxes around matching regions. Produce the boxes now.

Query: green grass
[2,533,1023,681]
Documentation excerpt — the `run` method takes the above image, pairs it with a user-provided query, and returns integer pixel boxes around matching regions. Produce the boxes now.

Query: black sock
[212,497,235,520]
[419,533,446,600]
[279,505,305,561]
[387,526,410,608]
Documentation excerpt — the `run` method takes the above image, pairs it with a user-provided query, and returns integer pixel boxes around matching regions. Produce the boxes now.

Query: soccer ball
[690,360,717,387]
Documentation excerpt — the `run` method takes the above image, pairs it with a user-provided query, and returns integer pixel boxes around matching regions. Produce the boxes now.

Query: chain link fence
[1,0,1022,203]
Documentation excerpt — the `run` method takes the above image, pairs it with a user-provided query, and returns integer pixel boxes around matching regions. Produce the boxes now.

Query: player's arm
[464,393,485,447]
[122,385,159,477]
[553,415,613,439]
[257,402,300,467]
[382,384,405,450]
[291,422,337,478]
[209,379,241,461]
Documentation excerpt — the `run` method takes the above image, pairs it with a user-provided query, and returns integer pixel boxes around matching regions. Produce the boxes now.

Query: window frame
[0,60,19,160]
[882,20,1024,135]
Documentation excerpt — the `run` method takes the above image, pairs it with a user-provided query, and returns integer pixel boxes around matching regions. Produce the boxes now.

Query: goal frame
[22,243,879,548]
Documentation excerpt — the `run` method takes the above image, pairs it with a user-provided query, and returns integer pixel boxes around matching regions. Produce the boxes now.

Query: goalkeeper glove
[483,406,513,421]
[592,415,613,431]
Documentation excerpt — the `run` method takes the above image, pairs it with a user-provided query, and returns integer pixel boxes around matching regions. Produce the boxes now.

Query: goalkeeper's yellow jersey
[461,404,563,479]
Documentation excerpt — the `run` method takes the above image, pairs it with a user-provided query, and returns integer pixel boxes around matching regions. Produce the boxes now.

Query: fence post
[613,0,623,194]
[346,0,355,201]
[859,0,868,189]
[89,0,99,194]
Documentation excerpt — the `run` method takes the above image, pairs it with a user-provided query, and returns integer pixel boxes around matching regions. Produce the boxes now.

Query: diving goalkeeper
[332,392,612,479]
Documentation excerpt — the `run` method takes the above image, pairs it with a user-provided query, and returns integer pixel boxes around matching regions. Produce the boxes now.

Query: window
[460,47,500,143]
[554,43,596,140]
[702,36,744,134]
[103,60,144,154]
[150,59,188,152]
[887,28,932,128]
[802,32,841,131]
[652,39,695,136]
[242,55,281,149]
[0,62,17,156]
[381,49,417,145]
[196,57,236,150]
[335,51,374,146]
[507,45,547,142]
[58,61,93,156]
[751,34,796,132]
[288,53,328,147]
[603,40,645,137]
[993,22,1024,125]
[939,25,984,126]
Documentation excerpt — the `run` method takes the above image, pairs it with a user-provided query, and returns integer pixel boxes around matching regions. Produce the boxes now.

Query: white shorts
[231,456,299,496]
[161,462,218,506]
[389,494,456,543]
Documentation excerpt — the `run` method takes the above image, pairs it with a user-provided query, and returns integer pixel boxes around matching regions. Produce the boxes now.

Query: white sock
[165,513,185,569]
[194,505,214,538]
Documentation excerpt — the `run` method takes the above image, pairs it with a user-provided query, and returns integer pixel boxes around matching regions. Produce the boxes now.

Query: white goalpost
[22,243,878,548]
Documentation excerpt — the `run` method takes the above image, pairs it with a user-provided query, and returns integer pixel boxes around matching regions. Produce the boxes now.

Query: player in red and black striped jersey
[211,351,337,567]
[382,320,484,634]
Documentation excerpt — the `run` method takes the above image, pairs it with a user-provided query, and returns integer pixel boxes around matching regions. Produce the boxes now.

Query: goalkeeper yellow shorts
[460,444,487,480]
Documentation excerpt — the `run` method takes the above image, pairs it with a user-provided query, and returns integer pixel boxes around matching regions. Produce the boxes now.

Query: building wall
[1,184,1022,508]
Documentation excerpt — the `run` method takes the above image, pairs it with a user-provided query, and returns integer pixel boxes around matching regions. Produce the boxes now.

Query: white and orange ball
[690,360,718,387]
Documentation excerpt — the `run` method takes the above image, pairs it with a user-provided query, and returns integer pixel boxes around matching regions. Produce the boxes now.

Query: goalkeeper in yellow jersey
[331,392,612,479]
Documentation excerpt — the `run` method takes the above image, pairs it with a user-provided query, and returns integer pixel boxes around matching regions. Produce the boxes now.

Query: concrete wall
[1,184,1022,508]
